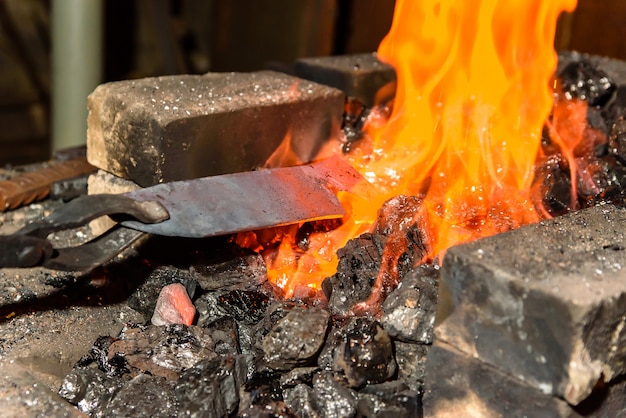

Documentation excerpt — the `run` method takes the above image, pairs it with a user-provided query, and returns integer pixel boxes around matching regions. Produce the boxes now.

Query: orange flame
[243,0,578,298]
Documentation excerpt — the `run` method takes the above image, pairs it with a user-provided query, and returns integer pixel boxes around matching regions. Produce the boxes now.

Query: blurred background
[0,0,623,166]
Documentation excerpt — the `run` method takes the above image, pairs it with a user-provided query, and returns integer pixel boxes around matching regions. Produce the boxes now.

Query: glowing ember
[241,0,579,297]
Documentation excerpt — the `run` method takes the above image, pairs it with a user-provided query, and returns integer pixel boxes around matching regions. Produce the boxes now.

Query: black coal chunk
[323,195,429,316]
[357,381,421,418]
[261,306,330,370]
[533,155,573,217]
[127,265,198,321]
[74,335,128,377]
[578,155,626,207]
[381,264,439,343]
[176,355,246,418]
[279,366,320,388]
[202,316,241,356]
[603,85,626,128]
[58,367,124,416]
[102,374,178,417]
[318,317,397,388]
[394,341,429,392]
[190,245,268,291]
[196,288,272,326]
[608,116,626,165]
[558,59,615,107]
[283,371,359,418]
[108,324,217,380]
[323,233,386,316]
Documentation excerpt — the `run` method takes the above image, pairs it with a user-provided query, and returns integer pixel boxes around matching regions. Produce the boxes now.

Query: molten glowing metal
[247,0,578,297]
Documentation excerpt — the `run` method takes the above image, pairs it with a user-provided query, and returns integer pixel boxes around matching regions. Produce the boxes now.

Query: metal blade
[119,155,362,238]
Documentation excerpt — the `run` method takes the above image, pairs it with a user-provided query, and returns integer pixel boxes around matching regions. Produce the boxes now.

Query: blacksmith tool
[0,156,364,272]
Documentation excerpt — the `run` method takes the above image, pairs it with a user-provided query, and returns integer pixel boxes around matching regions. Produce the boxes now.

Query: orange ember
[241,0,579,297]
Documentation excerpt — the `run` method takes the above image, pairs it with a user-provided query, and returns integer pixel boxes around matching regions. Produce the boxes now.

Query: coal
[261,306,330,370]
[558,59,615,107]
[318,317,396,388]
[608,116,626,165]
[279,366,320,388]
[604,85,626,128]
[380,263,439,343]
[127,265,198,322]
[283,372,359,418]
[108,324,217,380]
[282,383,318,418]
[175,355,246,418]
[341,97,371,149]
[190,245,268,291]
[75,335,128,377]
[533,155,575,216]
[195,288,272,326]
[202,316,240,356]
[322,233,386,316]
[101,374,178,417]
[357,381,421,418]
[239,401,296,418]
[579,155,626,207]
[323,195,428,316]
[394,341,429,392]
[58,367,124,416]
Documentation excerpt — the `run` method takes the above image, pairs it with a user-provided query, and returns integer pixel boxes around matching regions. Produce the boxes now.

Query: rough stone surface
[87,71,344,187]
[423,342,581,418]
[0,363,87,418]
[436,204,626,404]
[294,53,396,106]
[87,169,141,235]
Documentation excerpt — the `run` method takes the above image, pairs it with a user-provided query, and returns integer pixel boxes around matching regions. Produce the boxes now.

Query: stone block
[87,170,140,235]
[435,204,626,405]
[294,53,396,106]
[87,71,344,187]
[423,342,580,417]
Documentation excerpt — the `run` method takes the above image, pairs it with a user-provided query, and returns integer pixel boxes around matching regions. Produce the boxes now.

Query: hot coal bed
[0,51,625,417]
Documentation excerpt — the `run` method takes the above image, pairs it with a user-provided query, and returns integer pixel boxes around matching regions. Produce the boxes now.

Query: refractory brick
[435,204,626,405]
[87,71,344,187]
[294,53,396,107]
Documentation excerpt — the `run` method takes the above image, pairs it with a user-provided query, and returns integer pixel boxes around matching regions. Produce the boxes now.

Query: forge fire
[243,0,580,298]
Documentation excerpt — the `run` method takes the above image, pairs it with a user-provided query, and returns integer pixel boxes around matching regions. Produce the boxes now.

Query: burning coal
[240,0,581,298]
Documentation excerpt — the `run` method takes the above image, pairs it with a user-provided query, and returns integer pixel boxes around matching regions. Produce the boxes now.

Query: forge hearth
[0,51,626,417]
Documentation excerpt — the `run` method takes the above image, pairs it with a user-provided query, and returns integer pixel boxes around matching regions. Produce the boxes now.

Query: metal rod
[51,0,103,152]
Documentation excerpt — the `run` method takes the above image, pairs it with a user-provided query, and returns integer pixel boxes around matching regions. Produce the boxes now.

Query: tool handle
[0,157,96,211]
[17,194,170,238]
[0,235,53,268]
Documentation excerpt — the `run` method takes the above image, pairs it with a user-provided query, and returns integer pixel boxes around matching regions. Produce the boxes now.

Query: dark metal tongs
[0,195,168,271]
[0,156,365,272]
